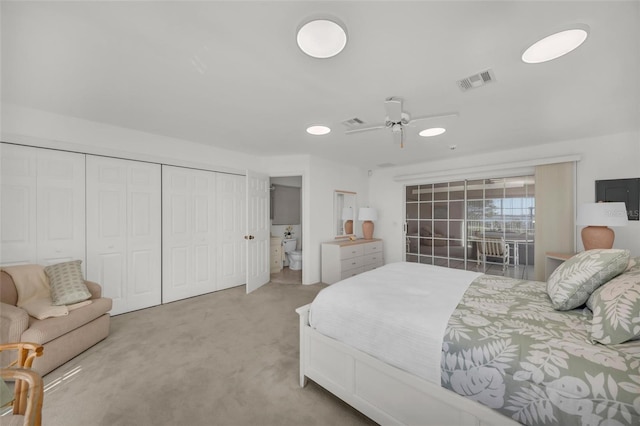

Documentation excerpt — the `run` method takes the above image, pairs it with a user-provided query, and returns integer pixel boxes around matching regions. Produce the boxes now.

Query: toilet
[283,238,302,271]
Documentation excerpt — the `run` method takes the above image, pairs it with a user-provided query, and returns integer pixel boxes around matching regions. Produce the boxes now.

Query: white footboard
[296,304,518,426]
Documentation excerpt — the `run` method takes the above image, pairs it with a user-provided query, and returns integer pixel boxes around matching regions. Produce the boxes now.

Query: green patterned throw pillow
[588,267,640,344]
[626,256,640,271]
[44,260,91,306]
[547,249,630,311]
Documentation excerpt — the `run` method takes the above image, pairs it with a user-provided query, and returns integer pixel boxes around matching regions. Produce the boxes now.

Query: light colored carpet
[40,282,376,426]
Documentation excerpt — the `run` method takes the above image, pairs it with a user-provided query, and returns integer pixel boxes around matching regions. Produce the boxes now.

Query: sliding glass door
[405,181,466,269]
[405,176,535,276]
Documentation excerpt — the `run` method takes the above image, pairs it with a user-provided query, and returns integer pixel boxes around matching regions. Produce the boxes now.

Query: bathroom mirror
[334,190,357,238]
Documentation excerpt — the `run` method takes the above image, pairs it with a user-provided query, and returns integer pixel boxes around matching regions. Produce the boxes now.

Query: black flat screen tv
[595,178,640,221]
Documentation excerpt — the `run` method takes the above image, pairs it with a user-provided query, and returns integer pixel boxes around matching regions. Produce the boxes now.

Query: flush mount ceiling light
[306,125,331,135]
[296,18,347,58]
[522,25,589,64]
[419,127,446,137]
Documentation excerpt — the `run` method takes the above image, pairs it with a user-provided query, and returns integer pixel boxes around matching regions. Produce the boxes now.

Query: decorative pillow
[588,267,640,344]
[547,249,630,311]
[626,256,640,271]
[44,260,91,306]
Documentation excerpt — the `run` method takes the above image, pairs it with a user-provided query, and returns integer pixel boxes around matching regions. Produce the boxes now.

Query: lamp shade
[576,202,628,227]
[358,207,378,221]
[341,207,353,220]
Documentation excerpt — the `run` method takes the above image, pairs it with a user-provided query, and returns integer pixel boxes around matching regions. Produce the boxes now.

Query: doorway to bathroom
[269,175,302,284]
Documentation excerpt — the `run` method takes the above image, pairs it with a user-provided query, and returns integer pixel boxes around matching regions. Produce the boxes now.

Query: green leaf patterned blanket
[441,275,640,426]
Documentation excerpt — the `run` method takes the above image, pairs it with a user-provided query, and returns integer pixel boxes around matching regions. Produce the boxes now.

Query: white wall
[370,131,640,266]
[263,155,370,284]
[1,104,260,173]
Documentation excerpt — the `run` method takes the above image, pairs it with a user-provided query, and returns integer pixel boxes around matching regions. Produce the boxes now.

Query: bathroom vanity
[321,238,384,284]
[270,236,283,273]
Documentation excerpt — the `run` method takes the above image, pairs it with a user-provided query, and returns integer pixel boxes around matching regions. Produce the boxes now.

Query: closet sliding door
[0,144,85,268]
[86,156,162,315]
[162,166,217,303]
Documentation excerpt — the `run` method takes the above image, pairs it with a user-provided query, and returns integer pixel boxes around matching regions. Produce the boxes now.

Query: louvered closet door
[217,173,246,290]
[0,144,38,266]
[162,166,216,303]
[86,156,161,315]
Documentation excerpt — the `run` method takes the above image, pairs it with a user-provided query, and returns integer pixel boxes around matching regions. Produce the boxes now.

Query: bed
[297,260,640,426]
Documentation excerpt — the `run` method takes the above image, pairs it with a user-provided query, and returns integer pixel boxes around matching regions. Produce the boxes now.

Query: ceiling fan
[345,97,458,148]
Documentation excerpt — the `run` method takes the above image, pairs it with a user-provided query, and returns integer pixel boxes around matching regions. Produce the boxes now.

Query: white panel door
[0,144,38,266]
[36,149,86,268]
[127,161,162,312]
[86,156,161,315]
[246,171,270,293]
[217,173,246,290]
[162,166,216,303]
[86,156,128,313]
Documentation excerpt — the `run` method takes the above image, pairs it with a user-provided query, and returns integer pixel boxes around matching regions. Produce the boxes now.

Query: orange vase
[344,220,353,235]
[362,221,374,240]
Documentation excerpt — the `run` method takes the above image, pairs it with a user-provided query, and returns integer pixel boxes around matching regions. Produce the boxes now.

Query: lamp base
[581,226,615,250]
[362,220,374,240]
[344,220,353,235]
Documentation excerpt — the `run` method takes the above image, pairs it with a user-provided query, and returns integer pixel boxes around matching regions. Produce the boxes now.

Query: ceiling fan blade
[408,112,459,124]
[345,124,387,134]
[384,97,403,122]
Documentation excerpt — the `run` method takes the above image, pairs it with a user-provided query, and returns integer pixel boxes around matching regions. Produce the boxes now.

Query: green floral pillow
[44,260,91,306]
[588,267,640,344]
[547,249,630,311]
[626,256,640,271]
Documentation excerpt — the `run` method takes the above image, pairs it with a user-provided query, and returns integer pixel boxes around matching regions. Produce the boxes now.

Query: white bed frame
[297,304,519,426]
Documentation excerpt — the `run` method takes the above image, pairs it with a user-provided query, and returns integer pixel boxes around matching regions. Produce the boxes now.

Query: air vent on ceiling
[341,117,365,130]
[377,162,395,168]
[457,69,496,92]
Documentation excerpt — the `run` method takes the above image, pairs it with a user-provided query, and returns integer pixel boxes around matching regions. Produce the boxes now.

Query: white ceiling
[2,1,639,170]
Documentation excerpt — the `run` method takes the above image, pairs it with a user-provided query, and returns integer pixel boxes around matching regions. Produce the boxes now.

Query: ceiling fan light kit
[296,18,347,59]
[345,97,458,148]
[522,24,589,63]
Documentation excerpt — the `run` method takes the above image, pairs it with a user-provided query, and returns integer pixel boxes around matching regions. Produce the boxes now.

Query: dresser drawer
[341,266,365,280]
[340,244,364,260]
[363,261,383,272]
[363,241,382,255]
[363,252,383,266]
[341,256,363,271]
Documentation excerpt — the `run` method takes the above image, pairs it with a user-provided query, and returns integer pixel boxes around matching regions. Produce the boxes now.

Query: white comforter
[309,262,482,385]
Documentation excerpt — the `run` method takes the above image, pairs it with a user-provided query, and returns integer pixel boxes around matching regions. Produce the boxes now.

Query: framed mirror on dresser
[334,190,357,239]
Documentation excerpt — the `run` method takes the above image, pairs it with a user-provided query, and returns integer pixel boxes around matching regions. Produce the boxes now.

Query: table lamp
[342,207,353,235]
[358,207,378,240]
[576,202,628,250]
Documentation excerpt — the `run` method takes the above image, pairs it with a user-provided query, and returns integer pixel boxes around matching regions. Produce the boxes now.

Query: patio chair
[476,238,510,273]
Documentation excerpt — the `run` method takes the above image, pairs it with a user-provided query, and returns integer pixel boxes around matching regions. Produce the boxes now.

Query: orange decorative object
[362,221,374,240]
[581,226,615,250]
[344,220,353,235]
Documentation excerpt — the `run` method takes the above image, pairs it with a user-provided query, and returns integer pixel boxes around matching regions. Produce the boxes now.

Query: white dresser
[321,238,384,284]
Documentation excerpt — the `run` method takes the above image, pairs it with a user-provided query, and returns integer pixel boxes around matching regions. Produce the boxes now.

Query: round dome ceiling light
[419,127,446,137]
[522,25,589,64]
[306,125,331,135]
[296,18,347,59]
